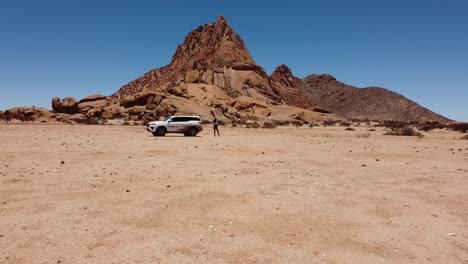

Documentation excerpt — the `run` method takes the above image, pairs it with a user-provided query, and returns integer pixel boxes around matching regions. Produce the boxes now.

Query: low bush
[461,134,468,140]
[356,133,370,138]
[291,120,303,128]
[447,123,468,133]
[246,121,260,129]
[418,121,445,132]
[345,127,356,131]
[322,120,337,127]
[262,122,277,129]
[368,129,376,132]
[383,127,424,137]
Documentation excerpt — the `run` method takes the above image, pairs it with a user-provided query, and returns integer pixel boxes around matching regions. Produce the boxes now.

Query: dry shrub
[345,127,356,131]
[382,120,409,131]
[418,121,445,132]
[291,120,303,128]
[246,121,260,129]
[447,123,468,133]
[338,121,352,127]
[262,122,277,129]
[368,129,376,132]
[85,117,100,125]
[383,127,424,137]
[356,133,370,138]
[272,120,289,126]
[322,120,337,127]
[461,134,468,140]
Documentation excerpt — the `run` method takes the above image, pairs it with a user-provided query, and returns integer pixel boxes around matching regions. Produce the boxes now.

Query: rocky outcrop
[269,64,315,110]
[43,16,449,124]
[113,16,278,102]
[51,97,79,114]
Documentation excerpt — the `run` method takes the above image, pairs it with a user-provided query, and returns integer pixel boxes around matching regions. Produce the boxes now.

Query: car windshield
[163,117,171,121]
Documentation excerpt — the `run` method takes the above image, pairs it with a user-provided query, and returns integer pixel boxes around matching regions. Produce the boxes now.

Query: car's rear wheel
[187,127,198,136]
[155,127,167,136]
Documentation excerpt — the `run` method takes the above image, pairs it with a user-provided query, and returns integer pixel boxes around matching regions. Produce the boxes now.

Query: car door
[168,117,185,132]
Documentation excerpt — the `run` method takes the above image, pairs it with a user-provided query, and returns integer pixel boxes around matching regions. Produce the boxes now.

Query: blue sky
[0,0,467,121]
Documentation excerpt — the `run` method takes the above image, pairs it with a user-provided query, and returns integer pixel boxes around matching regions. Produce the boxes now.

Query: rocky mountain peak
[169,16,255,71]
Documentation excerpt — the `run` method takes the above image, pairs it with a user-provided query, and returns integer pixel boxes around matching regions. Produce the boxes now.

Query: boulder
[51,97,79,114]
[102,104,125,119]
[134,92,156,106]
[52,97,61,112]
[78,94,107,104]
[122,95,136,108]
[78,99,108,111]
[127,106,147,116]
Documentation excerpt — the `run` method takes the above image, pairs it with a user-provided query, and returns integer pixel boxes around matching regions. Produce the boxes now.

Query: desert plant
[447,123,468,133]
[356,133,370,138]
[262,122,277,129]
[122,121,131,126]
[383,127,424,137]
[85,117,100,125]
[291,120,303,128]
[368,129,376,132]
[338,121,352,127]
[322,120,337,127]
[418,121,445,132]
[382,120,408,131]
[345,127,356,131]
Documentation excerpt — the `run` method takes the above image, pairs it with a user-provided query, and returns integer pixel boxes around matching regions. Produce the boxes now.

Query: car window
[171,117,183,122]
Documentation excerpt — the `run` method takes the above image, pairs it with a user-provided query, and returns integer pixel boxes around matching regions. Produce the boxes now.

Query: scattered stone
[126,189,130,192]
[448,233,456,236]
[60,160,65,165]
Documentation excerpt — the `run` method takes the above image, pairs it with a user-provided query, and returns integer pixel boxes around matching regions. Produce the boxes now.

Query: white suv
[146,116,203,137]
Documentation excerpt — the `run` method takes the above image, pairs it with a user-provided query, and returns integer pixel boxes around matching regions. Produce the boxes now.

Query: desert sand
[1,124,467,263]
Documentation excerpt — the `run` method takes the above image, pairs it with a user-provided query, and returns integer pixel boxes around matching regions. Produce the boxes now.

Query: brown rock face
[269,65,314,109]
[51,97,79,114]
[47,16,449,124]
[114,16,277,101]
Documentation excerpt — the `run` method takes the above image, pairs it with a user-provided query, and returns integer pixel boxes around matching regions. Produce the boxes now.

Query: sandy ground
[0,124,467,264]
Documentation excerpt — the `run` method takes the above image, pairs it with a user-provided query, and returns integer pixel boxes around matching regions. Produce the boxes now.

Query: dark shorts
[213,124,219,129]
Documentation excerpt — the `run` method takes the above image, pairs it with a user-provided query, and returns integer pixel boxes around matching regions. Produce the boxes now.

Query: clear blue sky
[1,0,467,121]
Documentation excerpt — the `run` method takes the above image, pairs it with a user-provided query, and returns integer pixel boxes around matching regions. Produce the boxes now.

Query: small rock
[126,189,130,193]
[448,233,456,236]
[166,185,171,188]
[60,161,65,165]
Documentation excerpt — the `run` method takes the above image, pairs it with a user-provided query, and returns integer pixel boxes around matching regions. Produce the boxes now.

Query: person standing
[213,118,220,137]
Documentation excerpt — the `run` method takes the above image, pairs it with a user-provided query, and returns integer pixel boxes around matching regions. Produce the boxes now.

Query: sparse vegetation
[447,123,468,133]
[322,120,337,127]
[261,122,277,129]
[368,129,376,132]
[345,127,356,131]
[356,133,370,138]
[461,134,468,140]
[381,120,408,131]
[291,120,303,128]
[383,127,424,138]
[418,121,445,132]
[246,121,260,128]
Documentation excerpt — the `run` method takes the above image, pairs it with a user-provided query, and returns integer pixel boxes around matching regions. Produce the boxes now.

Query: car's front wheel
[154,127,167,136]
[186,127,198,137]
